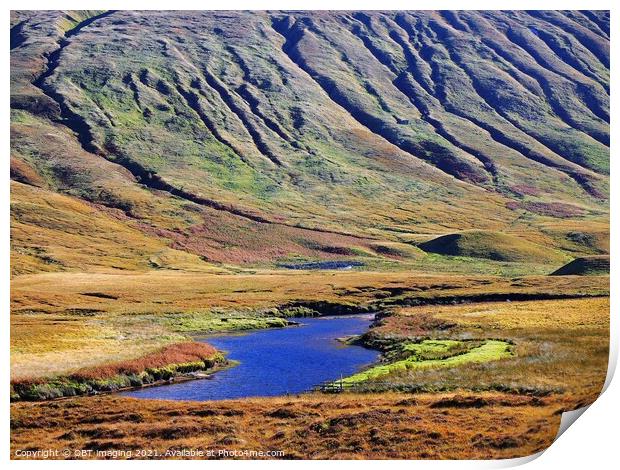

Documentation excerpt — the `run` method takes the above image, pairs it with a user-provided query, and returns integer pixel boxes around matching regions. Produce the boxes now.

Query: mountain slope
[10,10,609,274]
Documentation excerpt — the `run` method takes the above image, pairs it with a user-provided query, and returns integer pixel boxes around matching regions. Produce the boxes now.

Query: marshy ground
[10,271,609,459]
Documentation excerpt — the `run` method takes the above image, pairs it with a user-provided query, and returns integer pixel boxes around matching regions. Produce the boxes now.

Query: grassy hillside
[10,10,609,273]
[551,255,610,275]
[417,230,568,264]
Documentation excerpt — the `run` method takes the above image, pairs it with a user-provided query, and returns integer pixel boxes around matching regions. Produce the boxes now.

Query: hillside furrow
[525,10,609,68]
[501,28,609,143]
[32,12,116,155]
[346,37,495,183]
[528,26,610,95]
[271,18,489,185]
[390,14,601,196]
[345,20,497,183]
[442,13,609,144]
[393,73,499,182]
[225,47,295,144]
[478,33,610,128]
[10,20,27,50]
[174,84,253,166]
[201,68,284,167]
[577,11,610,38]
[427,20,606,177]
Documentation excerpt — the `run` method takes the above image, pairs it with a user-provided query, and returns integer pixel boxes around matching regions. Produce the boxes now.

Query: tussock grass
[11,391,565,459]
[363,297,609,402]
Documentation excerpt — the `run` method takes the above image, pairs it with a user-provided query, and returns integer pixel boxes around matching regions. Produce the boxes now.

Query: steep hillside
[10,10,609,274]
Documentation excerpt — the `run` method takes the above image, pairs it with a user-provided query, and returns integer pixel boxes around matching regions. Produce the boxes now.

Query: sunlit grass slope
[10,10,609,272]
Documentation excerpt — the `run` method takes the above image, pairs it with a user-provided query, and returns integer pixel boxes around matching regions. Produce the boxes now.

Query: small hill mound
[418,230,564,264]
[369,242,425,259]
[551,256,610,276]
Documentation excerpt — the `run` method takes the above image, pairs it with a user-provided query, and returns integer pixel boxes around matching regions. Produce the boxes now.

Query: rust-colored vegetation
[11,392,564,459]
[70,342,218,381]
[11,342,223,401]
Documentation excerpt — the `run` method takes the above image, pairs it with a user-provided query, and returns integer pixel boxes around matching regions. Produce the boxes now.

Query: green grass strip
[342,339,513,384]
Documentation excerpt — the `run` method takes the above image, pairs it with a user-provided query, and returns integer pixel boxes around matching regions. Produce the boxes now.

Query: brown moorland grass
[10,271,608,380]
[11,270,608,315]
[9,279,609,458]
[363,297,609,404]
[10,314,189,380]
[10,392,566,460]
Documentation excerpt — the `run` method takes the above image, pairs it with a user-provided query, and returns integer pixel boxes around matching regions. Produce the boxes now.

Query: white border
[4,1,617,468]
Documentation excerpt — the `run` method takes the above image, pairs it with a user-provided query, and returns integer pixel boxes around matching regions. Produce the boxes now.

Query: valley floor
[10,270,609,459]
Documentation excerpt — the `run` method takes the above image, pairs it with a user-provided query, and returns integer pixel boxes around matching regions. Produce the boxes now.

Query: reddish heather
[138,205,373,264]
[522,202,586,218]
[70,342,218,381]
[11,342,219,386]
[510,184,543,197]
[506,201,586,218]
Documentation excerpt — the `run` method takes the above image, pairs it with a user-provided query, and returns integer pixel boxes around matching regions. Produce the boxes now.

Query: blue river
[122,314,379,401]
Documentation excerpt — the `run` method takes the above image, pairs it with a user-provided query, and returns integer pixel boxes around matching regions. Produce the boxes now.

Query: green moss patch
[342,339,513,384]
[159,312,290,333]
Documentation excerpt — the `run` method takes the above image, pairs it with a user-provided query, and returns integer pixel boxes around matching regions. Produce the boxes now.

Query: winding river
[123,314,379,401]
